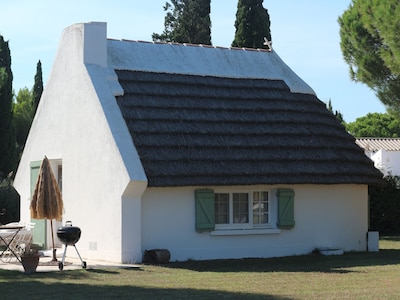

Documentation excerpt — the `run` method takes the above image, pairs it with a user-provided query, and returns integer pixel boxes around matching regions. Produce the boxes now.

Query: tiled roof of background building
[356,138,400,152]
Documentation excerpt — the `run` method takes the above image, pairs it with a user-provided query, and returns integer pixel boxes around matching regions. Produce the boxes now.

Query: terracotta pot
[21,255,40,273]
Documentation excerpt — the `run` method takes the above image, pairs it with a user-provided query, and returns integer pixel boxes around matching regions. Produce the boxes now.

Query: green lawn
[1,236,400,299]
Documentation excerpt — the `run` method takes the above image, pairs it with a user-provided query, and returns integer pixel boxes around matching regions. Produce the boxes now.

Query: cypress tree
[232,0,272,49]
[0,35,16,178]
[153,0,212,45]
[32,60,43,115]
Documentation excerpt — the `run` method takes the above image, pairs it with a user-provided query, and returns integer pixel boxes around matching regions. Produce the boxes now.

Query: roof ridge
[108,38,272,53]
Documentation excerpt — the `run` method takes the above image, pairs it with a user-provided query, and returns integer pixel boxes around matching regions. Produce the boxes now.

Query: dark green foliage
[369,176,400,233]
[0,175,20,225]
[326,99,345,125]
[0,35,17,178]
[338,0,400,112]
[152,0,211,45]
[13,88,33,158]
[346,112,400,137]
[13,61,43,160]
[232,0,271,49]
[152,1,183,42]
[32,60,43,115]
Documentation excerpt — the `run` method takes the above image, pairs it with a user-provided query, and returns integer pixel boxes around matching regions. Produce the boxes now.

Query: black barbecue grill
[57,221,86,270]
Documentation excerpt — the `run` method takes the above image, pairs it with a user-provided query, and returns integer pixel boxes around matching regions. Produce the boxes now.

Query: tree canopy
[0,35,16,178]
[369,175,400,233]
[338,0,400,112]
[152,0,211,45]
[13,87,33,157]
[232,0,271,49]
[346,112,400,138]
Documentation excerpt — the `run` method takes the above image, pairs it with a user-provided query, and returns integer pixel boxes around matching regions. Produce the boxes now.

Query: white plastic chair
[0,222,35,263]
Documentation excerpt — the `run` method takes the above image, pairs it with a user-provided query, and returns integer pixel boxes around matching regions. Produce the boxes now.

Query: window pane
[215,193,229,224]
[233,193,248,223]
[253,191,268,225]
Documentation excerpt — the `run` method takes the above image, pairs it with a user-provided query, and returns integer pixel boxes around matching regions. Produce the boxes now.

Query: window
[214,191,269,229]
[215,193,229,224]
[233,193,249,223]
[253,191,268,226]
[195,188,294,233]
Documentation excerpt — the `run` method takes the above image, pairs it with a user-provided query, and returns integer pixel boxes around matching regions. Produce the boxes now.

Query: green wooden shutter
[30,161,46,248]
[195,189,215,232]
[277,188,295,229]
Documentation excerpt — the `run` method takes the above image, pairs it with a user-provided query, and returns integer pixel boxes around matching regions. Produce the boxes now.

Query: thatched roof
[115,69,383,187]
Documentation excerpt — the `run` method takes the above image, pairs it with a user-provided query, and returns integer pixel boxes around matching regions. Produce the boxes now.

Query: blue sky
[0,0,386,122]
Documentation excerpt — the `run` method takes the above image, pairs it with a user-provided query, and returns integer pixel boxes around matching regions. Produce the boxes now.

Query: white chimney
[83,22,107,68]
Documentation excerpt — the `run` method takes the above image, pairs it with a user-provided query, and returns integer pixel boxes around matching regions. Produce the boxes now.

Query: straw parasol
[30,156,64,261]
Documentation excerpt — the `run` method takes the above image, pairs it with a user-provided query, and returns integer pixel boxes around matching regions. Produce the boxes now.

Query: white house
[356,138,400,176]
[13,22,382,264]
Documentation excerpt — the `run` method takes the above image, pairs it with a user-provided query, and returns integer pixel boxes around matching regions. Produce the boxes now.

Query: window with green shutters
[277,188,295,229]
[195,188,295,232]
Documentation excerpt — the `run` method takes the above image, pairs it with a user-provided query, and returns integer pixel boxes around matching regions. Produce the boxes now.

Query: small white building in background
[13,22,382,264]
[356,138,400,176]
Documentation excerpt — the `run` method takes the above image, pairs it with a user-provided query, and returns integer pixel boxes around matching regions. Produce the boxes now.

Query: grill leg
[73,244,87,269]
[58,243,87,270]
[58,244,68,271]
[61,245,68,264]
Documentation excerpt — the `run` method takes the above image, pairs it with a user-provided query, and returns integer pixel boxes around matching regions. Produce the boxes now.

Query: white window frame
[214,190,274,231]
[252,191,269,228]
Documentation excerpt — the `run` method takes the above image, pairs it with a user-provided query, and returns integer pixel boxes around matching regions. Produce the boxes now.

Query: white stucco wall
[14,22,147,263]
[369,149,400,176]
[142,184,368,262]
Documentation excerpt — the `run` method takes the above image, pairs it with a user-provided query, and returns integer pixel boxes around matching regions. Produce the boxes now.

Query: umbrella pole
[50,220,57,261]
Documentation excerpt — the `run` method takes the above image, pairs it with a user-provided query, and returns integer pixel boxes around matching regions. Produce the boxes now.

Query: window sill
[210,228,281,236]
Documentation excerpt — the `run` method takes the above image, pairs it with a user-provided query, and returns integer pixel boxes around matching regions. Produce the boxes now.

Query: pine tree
[32,60,43,115]
[0,35,16,178]
[152,0,211,45]
[232,0,272,49]
[339,0,400,112]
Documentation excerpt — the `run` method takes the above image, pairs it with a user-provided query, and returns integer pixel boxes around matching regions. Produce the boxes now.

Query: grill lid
[57,221,81,245]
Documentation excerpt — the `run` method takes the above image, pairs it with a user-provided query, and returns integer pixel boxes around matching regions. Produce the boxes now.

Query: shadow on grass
[165,249,400,274]
[380,235,400,242]
[0,276,290,300]
[0,265,141,279]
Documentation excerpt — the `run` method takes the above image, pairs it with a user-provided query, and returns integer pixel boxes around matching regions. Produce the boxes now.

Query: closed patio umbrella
[30,156,63,261]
